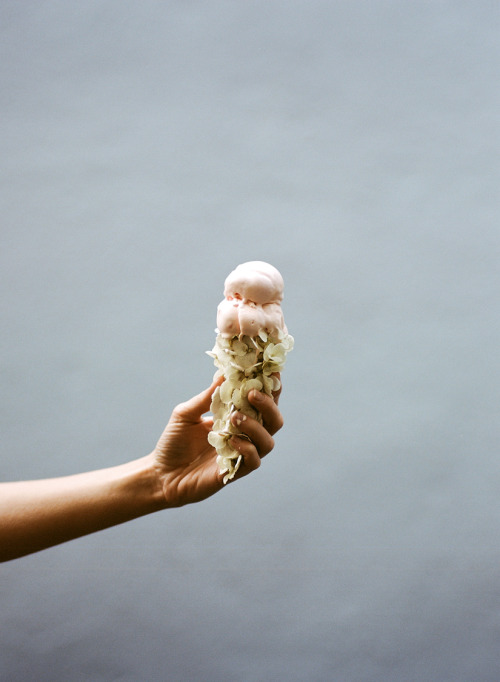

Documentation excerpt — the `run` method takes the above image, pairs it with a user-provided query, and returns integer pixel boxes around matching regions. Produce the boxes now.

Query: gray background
[1,1,498,680]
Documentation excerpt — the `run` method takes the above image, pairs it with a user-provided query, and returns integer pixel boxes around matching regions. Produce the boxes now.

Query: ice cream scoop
[216,261,287,338]
[207,261,293,483]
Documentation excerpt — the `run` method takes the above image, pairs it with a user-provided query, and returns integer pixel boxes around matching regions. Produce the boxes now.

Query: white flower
[217,453,243,484]
[219,378,235,404]
[207,431,228,450]
[207,328,293,483]
[262,373,281,395]
[241,377,264,396]
[231,338,249,356]
[210,387,224,415]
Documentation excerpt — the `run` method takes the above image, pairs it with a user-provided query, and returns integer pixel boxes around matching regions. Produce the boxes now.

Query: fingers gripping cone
[206,262,294,483]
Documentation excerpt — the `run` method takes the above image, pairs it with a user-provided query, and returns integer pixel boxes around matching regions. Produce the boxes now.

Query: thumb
[176,376,223,421]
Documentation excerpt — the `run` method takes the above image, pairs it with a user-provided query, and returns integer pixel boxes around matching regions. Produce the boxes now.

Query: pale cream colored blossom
[207,331,293,483]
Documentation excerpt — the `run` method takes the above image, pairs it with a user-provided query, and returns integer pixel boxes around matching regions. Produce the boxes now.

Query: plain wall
[1,2,499,680]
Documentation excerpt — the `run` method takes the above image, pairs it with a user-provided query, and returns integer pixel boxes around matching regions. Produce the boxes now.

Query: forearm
[0,455,166,562]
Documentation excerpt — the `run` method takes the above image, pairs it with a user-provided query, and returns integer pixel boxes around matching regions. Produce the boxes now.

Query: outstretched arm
[0,378,283,562]
[0,456,163,563]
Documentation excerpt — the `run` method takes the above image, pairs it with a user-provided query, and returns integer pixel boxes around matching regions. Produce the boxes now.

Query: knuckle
[263,435,275,456]
[171,403,185,418]
[171,401,192,422]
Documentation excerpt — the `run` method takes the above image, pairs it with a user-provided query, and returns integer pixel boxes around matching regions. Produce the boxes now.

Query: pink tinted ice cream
[216,261,287,338]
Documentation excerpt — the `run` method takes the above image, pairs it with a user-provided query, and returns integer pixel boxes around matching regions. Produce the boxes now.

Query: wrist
[116,455,167,515]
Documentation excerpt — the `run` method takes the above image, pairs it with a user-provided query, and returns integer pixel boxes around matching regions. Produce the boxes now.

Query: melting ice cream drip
[207,261,293,483]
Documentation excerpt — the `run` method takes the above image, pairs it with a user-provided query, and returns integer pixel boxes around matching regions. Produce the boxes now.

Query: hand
[150,376,283,507]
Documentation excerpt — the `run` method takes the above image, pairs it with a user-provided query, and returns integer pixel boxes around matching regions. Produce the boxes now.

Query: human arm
[0,378,283,562]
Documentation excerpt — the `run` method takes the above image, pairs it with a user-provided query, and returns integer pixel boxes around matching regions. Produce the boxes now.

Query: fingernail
[250,390,264,402]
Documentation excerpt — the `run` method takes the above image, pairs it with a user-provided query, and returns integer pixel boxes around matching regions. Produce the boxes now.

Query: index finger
[248,389,284,436]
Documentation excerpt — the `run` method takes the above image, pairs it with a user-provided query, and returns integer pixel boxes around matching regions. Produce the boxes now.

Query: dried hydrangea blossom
[206,262,293,484]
